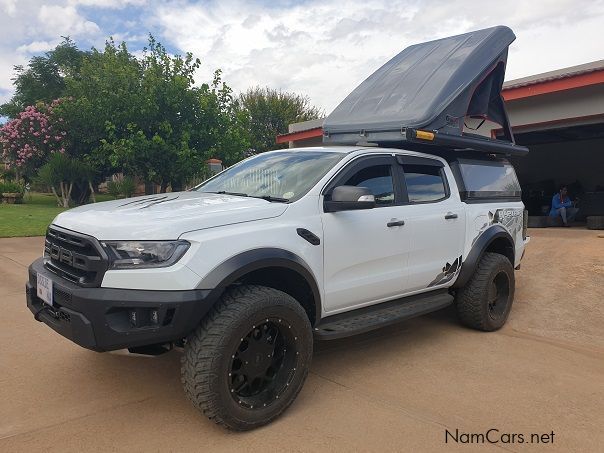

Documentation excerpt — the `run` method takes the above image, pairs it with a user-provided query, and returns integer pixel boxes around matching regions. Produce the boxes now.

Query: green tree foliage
[55,36,249,191]
[238,87,323,153]
[0,38,86,118]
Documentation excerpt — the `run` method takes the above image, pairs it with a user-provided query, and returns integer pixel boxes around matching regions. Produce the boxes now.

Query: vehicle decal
[471,208,523,247]
[428,255,463,287]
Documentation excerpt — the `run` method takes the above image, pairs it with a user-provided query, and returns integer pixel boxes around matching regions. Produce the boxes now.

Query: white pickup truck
[27,26,530,430]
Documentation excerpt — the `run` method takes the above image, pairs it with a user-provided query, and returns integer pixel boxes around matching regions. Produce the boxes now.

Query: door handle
[445,212,458,219]
[387,219,405,227]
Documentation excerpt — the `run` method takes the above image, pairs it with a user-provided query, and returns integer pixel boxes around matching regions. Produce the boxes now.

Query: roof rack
[324,127,528,157]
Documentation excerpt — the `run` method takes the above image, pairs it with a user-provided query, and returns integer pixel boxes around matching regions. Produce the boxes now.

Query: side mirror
[324,186,376,212]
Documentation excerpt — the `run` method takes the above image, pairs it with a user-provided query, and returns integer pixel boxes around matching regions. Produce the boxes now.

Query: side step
[314,290,454,340]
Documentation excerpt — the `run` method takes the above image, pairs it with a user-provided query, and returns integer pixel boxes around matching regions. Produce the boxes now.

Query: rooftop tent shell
[322,26,529,156]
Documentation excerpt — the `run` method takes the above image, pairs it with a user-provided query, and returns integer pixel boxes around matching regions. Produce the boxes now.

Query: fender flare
[453,225,515,288]
[198,248,322,324]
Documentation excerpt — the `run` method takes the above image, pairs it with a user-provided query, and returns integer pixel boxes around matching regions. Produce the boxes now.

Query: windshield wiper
[205,191,249,197]
[250,195,289,203]
[205,191,288,203]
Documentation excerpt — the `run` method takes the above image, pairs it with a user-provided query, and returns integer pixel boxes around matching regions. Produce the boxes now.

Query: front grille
[44,226,109,287]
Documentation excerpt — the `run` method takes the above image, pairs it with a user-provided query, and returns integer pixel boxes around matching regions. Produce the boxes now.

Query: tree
[0,38,86,118]
[36,153,92,207]
[0,101,67,181]
[191,70,250,169]
[238,87,323,153]
[58,36,249,192]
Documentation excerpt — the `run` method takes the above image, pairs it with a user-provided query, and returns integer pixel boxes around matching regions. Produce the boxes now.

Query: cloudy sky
[1,0,603,113]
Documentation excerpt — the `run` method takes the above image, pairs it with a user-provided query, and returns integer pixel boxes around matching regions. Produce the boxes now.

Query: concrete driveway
[1,229,603,452]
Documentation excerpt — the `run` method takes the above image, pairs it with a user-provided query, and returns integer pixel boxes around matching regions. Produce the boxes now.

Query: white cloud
[0,0,603,115]
[152,0,604,111]
[16,40,59,54]
[0,0,18,16]
[68,0,147,8]
[38,4,101,36]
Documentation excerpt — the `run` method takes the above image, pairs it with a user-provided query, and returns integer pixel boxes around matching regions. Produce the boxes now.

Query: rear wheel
[181,285,312,431]
[455,252,515,331]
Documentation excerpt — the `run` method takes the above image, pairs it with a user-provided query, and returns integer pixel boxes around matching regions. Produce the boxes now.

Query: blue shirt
[549,193,573,216]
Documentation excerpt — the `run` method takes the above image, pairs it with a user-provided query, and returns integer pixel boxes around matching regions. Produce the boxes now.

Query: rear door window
[402,164,447,203]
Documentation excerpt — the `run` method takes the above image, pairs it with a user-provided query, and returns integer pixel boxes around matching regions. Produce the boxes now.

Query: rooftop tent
[322,26,528,156]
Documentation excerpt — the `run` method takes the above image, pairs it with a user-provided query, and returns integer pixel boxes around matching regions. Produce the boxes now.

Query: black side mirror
[324,186,376,212]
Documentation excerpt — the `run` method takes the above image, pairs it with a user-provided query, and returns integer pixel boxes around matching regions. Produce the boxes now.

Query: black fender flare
[197,248,322,324]
[453,225,515,288]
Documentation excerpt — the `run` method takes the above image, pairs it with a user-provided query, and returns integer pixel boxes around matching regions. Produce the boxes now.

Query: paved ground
[1,229,603,452]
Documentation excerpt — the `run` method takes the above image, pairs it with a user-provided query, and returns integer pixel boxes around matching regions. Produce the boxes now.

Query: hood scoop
[323,26,528,156]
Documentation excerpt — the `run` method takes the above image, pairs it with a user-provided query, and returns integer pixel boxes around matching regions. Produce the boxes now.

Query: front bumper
[27,257,216,351]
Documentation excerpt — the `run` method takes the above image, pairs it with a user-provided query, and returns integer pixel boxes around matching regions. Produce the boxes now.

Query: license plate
[37,273,53,306]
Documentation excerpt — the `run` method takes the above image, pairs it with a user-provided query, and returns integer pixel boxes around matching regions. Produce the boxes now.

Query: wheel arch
[454,225,515,288]
[198,248,322,326]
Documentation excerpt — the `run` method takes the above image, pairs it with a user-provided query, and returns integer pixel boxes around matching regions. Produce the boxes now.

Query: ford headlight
[102,240,190,269]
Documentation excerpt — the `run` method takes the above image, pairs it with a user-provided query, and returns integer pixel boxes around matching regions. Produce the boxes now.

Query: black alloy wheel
[182,285,313,430]
[229,319,298,409]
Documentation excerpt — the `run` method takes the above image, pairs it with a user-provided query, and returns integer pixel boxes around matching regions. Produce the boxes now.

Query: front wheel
[455,252,515,331]
[181,285,313,431]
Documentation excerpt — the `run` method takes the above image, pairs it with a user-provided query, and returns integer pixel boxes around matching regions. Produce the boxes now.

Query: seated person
[549,185,579,227]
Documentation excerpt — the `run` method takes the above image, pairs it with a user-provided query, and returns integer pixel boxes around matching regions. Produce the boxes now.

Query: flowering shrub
[0,100,67,179]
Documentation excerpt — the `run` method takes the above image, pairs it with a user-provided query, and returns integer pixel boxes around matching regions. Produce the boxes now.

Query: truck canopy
[323,26,528,156]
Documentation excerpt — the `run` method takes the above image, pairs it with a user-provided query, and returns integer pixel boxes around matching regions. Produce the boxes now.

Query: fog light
[151,309,159,325]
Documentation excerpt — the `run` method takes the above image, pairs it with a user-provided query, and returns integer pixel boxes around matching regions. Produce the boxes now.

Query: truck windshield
[194,151,345,202]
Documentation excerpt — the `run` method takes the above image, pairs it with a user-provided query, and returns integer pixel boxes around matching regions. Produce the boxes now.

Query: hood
[52,192,288,240]
[323,26,516,145]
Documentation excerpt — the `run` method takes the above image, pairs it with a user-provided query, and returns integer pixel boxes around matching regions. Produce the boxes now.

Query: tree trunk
[59,182,65,206]
[50,186,61,206]
[160,181,169,193]
[88,181,96,203]
[66,182,73,208]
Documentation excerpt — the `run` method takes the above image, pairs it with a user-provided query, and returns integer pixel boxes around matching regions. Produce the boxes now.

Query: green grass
[0,192,114,238]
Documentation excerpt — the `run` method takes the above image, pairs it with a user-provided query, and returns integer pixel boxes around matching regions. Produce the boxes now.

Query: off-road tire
[587,216,604,230]
[455,252,515,331]
[181,285,313,431]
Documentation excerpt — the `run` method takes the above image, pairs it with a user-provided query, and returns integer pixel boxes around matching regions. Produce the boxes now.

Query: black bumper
[27,257,216,352]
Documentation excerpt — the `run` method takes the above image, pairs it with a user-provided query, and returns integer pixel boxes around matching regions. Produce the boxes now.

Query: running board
[314,290,453,340]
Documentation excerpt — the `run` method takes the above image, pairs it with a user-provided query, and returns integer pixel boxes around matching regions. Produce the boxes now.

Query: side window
[344,164,395,206]
[403,164,447,203]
